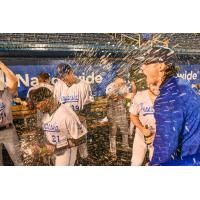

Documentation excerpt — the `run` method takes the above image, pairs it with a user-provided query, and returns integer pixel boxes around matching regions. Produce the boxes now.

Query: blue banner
[6,61,124,99]
[1,61,199,99]
[177,64,200,84]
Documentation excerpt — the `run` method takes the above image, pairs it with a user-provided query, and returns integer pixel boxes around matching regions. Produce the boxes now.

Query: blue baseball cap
[55,63,72,79]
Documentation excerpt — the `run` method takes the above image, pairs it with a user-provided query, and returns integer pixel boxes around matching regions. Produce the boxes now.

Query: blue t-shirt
[150,76,200,165]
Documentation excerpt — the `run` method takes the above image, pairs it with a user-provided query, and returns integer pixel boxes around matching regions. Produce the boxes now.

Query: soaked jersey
[42,104,87,149]
[150,76,200,165]
[54,78,94,112]
[129,90,156,135]
[0,88,13,126]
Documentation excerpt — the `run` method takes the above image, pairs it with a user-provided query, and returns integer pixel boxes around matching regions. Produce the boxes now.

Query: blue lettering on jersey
[140,103,155,116]
[60,96,79,103]
[42,123,60,132]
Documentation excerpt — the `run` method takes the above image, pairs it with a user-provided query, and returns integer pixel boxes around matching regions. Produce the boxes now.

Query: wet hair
[29,87,53,104]
[38,72,50,82]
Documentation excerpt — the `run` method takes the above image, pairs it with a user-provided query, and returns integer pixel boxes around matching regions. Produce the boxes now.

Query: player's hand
[141,127,152,137]
[44,144,55,155]
[145,133,155,145]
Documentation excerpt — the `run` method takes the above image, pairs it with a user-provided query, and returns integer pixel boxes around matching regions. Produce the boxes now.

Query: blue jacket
[150,76,200,165]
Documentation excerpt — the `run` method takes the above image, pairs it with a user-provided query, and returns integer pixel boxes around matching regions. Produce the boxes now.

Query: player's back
[42,104,87,148]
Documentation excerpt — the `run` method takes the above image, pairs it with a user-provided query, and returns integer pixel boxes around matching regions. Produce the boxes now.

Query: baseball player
[27,72,54,128]
[27,72,54,99]
[128,80,137,137]
[0,61,23,166]
[106,77,131,160]
[30,87,87,166]
[129,83,158,166]
[54,63,94,161]
[137,45,200,165]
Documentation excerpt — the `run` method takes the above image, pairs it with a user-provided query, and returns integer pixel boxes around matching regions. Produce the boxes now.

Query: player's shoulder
[77,79,90,87]
[59,104,79,122]
[55,104,72,119]
[134,90,148,99]
[54,79,68,91]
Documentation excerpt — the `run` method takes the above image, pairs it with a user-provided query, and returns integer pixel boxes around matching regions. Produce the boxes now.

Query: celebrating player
[30,87,87,166]
[129,83,158,166]
[0,61,23,166]
[27,72,54,128]
[54,63,94,163]
[27,72,54,99]
[106,77,131,160]
[137,45,200,165]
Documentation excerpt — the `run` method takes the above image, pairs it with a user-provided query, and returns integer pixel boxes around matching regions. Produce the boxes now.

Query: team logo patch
[42,123,60,132]
[60,96,79,103]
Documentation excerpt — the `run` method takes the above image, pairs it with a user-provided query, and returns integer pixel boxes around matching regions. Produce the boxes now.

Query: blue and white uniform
[129,90,156,165]
[42,104,87,166]
[54,78,94,159]
[0,87,23,166]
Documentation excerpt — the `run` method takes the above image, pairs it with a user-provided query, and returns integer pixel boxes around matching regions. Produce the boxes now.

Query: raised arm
[0,61,18,94]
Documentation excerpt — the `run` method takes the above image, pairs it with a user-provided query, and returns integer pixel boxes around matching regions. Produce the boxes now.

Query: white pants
[78,120,88,159]
[0,126,23,166]
[129,122,135,136]
[55,147,78,166]
[131,132,154,166]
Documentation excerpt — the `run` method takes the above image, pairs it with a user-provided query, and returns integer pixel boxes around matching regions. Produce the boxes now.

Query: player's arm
[77,83,94,118]
[0,61,18,94]
[76,103,91,117]
[130,114,153,138]
[65,110,88,145]
[129,92,154,142]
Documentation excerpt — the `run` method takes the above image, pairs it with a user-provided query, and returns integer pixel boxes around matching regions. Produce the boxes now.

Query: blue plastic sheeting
[160,153,200,166]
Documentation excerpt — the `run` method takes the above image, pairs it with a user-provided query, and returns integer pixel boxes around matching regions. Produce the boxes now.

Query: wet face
[141,62,167,90]
[141,63,161,85]
[149,83,160,96]
[36,99,50,113]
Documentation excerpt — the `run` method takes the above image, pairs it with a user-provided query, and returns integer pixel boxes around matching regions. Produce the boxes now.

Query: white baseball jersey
[0,88,13,126]
[129,90,156,135]
[42,104,87,149]
[27,83,54,98]
[54,78,94,112]
[129,90,155,166]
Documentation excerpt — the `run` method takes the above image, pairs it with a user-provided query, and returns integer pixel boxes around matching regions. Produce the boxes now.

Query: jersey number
[71,105,80,111]
[52,135,60,143]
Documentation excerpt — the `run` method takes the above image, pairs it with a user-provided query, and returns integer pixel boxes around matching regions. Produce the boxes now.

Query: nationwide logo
[14,72,104,88]
[177,71,198,81]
